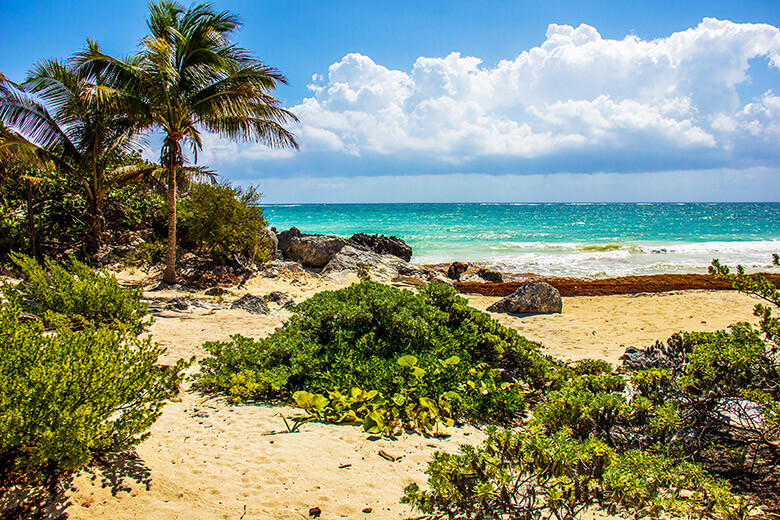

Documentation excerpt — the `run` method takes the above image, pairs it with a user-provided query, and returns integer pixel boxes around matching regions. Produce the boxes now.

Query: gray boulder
[265,228,283,261]
[347,233,412,261]
[276,227,303,259]
[266,291,295,308]
[322,245,452,285]
[231,294,270,314]
[287,235,346,268]
[486,280,562,315]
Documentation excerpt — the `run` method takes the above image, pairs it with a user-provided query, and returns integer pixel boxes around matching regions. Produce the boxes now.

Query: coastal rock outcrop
[266,291,295,308]
[322,245,452,285]
[447,262,469,281]
[275,227,303,259]
[265,228,283,261]
[231,294,270,314]
[346,233,412,261]
[486,280,562,315]
[476,268,504,283]
[287,235,347,268]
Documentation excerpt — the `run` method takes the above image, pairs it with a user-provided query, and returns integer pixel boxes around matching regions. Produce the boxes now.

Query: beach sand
[10,271,763,520]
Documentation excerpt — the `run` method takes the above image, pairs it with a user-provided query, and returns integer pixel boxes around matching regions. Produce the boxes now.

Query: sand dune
[8,271,763,519]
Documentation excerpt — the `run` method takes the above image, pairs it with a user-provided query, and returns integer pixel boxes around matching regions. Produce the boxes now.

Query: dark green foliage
[177,182,273,265]
[199,281,552,425]
[0,303,190,488]
[0,169,167,262]
[1,253,149,333]
[406,256,780,519]
[402,427,745,520]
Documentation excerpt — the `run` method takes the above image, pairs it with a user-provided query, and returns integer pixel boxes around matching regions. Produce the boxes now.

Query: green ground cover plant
[199,281,559,433]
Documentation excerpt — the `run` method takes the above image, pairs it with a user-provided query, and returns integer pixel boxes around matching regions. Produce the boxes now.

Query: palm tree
[0,63,157,254]
[78,1,299,284]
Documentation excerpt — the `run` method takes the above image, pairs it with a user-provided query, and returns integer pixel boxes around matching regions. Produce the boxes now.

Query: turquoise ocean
[262,203,780,278]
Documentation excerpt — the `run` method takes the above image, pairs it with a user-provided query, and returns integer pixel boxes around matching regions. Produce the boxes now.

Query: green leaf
[397,355,418,367]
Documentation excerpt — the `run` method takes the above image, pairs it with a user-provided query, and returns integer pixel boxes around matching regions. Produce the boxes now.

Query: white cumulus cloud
[281,18,780,170]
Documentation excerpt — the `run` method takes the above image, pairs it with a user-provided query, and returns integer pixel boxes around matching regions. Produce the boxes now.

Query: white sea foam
[414,240,780,278]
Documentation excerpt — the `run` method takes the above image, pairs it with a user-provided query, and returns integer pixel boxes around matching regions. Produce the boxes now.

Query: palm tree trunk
[85,196,105,257]
[24,178,38,261]
[163,160,177,284]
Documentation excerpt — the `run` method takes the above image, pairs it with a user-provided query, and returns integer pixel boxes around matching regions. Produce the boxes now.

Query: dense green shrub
[199,281,555,429]
[0,303,190,488]
[1,253,149,333]
[178,182,273,265]
[403,427,746,520]
[407,257,779,518]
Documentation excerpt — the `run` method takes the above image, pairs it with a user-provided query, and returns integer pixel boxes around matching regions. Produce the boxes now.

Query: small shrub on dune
[177,182,273,266]
[0,301,190,489]
[1,252,149,333]
[0,256,190,491]
[199,281,557,433]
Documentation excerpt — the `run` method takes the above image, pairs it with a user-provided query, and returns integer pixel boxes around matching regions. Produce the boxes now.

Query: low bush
[0,303,190,488]
[199,281,556,431]
[406,257,780,519]
[402,427,746,520]
[178,182,273,265]
[1,252,149,333]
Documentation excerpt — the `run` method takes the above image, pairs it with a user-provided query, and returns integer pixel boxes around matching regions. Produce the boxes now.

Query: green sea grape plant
[199,281,551,427]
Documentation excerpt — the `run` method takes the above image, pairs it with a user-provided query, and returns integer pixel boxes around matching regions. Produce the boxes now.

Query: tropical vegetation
[0,255,191,491]
[75,0,299,282]
[0,0,297,274]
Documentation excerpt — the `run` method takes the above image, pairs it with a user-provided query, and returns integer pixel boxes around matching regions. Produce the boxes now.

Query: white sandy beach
[17,271,763,520]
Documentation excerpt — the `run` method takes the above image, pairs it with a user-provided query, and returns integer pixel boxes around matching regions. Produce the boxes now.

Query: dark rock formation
[486,280,562,315]
[287,235,347,268]
[447,262,469,281]
[346,233,412,261]
[620,334,690,371]
[476,268,504,283]
[205,287,229,296]
[275,227,302,259]
[265,228,283,261]
[322,245,452,285]
[231,294,270,315]
[266,291,295,308]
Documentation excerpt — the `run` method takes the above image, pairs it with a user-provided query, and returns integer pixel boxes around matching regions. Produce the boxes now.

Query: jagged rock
[486,280,562,315]
[167,297,190,310]
[266,291,295,308]
[287,235,346,268]
[620,335,690,371]
[476,268,503,282]
[265,228,283,261]
[231,294,270,314]
[447,262,469,280]
[205,287,229,296]
[347,233,412,261]
[276,227,302,259]
[322,245,453,285]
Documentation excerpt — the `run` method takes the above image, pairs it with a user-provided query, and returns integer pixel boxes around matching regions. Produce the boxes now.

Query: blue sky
[2,0,780,203]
